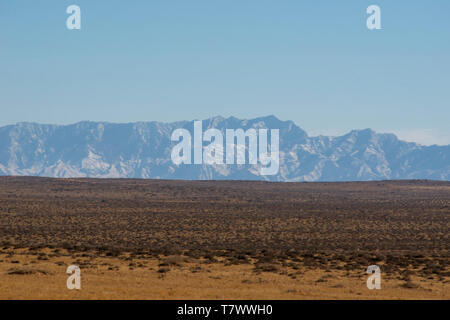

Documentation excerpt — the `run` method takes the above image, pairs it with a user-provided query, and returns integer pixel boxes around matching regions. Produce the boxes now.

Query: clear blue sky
[1,1,449,145]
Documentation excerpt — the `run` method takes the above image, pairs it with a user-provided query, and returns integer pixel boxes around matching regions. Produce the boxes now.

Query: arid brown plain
[0,177,448,299]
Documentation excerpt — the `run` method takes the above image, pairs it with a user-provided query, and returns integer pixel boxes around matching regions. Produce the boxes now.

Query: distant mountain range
[0,116,449,181]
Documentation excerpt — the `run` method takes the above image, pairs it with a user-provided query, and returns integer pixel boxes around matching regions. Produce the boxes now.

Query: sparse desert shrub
[7,268,52,275]
[190,266,202,273]
[161,255,188,266]
[254,263,280,273]
[106,249,121,257]
[203,254,218,263]
[61,242,74,250]
[400,281,419,289]
[157,267,170,273]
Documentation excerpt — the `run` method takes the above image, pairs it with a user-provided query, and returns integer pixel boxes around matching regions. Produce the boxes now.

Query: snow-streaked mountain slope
[0,116,448,181]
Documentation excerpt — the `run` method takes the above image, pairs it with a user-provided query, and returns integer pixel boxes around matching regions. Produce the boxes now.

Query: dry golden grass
[0,248,448,300]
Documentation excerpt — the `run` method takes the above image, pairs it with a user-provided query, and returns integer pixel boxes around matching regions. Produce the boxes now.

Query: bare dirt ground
[0,177,448,299]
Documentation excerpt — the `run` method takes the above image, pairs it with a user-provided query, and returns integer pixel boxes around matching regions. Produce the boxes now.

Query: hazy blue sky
[1,1,449,145]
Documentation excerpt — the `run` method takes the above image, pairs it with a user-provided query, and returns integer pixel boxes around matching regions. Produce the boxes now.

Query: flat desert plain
[0,177,448,299]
